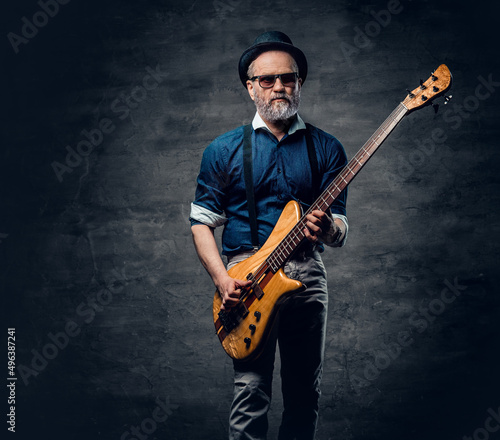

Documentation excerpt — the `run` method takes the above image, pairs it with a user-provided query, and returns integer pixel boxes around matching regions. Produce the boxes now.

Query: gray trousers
[227,249,329,440]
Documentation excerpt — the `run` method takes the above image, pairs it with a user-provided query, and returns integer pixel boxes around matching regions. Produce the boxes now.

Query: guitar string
[254,72,448,275]
[265,103,408,272]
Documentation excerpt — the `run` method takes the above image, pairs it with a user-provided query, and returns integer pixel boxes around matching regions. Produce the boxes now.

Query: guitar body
[213,200,305,361]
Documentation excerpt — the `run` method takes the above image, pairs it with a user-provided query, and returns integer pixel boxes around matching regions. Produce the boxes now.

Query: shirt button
[277,168,282,174]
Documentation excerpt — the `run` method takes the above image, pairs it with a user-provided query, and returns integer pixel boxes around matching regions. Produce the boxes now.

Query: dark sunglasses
[249,72,299,89]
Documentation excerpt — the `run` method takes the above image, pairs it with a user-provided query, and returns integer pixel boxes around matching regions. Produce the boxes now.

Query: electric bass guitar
[213,64,452,361]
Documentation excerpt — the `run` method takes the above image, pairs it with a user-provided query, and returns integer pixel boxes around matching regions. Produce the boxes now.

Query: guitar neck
[266,102,409,272]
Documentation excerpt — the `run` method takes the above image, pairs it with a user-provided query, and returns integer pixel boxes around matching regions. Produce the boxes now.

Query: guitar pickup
[252,283,264,299]
[246,273,264,299]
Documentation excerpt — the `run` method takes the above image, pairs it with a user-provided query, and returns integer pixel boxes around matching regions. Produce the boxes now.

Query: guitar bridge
[218,301,249,332]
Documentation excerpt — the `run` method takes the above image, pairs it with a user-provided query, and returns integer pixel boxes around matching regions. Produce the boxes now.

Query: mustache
[270,93,290,102]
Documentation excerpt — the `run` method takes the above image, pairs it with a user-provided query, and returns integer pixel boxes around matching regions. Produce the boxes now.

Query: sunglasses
[249,72,299,89]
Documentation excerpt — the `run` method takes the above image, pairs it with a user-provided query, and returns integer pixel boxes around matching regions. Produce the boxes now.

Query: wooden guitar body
[213,200,305,361]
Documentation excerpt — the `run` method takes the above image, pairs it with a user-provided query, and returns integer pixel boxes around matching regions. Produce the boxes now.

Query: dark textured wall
[4,0,500,439]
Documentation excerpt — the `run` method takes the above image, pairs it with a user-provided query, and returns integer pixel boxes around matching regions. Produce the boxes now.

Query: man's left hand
[303,210,342,245]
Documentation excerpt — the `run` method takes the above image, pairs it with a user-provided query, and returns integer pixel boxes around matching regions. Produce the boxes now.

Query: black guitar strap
[305,123,320,201]
[243,124,259,249]
[243,123,319,249]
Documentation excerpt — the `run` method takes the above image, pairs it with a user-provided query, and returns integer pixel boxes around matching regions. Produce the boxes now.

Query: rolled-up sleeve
[189,140,229,228]
[329,213,349,247]
[189,203,227,228]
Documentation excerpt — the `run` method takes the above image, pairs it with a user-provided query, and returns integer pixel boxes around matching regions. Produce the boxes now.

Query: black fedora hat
[238,31,308,87]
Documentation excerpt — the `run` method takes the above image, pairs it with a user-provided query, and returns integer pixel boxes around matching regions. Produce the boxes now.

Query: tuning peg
[419,79,426,90]
[432,103,440,114]
[406,89,415,98]
[444,95,453,104]
[431,72,438,81]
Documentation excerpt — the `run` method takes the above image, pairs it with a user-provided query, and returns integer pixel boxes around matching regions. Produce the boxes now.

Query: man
[190,31,348,440]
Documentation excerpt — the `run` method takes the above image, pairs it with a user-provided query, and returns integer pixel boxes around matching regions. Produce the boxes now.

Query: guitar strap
[304,123,320,201]
[243,124,259,249]
[243,123,319,250]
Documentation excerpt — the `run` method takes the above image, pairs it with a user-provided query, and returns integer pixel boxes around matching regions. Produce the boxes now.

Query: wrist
[323,219,345,246]
[213,271,232,291]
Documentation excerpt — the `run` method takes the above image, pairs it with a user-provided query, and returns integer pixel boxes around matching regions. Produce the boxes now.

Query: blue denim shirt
[190,114,348,256]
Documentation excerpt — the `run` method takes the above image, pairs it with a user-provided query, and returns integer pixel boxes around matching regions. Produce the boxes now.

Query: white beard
[253,88,301,122]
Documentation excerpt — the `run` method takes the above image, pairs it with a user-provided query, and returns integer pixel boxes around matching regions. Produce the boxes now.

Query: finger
[303,226,318,243]
[312,210,331,226]
[306,215,327,232]
[306,220,322,235]
[314,209,328,217]
[221,279,253,310]
[312,211,331,227]
[235,279,253,288]
[227,290,241,299]
[310,210,322,219]
[221,300,238,310]
[305,213,320,224]
[221,294,240,310]
[224,296,240,306]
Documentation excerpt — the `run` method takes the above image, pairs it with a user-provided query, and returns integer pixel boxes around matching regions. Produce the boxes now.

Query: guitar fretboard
[266,102,409,273]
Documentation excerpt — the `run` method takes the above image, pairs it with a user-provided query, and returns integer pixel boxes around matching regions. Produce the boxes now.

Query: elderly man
[190,31,348,440]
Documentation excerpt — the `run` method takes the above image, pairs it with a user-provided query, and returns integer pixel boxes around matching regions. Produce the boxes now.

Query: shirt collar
[251,112,306,136]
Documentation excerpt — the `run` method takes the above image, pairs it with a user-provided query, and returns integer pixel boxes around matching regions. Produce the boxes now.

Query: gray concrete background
[3,0,500,439]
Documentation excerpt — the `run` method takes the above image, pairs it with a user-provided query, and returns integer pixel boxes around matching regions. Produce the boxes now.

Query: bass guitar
[213,64,452,361]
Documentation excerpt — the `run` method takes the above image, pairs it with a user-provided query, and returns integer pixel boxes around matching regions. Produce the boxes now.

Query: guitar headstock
[402,64,452,112]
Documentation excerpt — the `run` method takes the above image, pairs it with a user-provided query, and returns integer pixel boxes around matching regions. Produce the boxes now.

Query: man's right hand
[216,275,252,310]
[191,224,253,310]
